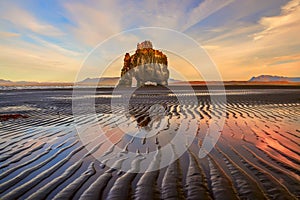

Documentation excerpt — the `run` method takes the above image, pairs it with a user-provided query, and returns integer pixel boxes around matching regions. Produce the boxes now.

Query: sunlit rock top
[118,41,169,87]
[137,40,153,49]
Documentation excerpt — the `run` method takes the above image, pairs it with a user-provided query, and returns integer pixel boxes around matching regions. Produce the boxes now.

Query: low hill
[249,75,300,82]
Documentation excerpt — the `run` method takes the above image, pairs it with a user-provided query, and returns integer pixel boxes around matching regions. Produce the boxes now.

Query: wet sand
[0,86,299,199]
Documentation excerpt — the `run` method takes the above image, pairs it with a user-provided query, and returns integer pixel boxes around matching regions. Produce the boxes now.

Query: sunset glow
[1,0,299,82]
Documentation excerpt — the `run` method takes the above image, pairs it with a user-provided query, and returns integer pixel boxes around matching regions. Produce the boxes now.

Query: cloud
[182,0,234,31]
[202,45,220,50]
[254,0,300,40]
[0,0,299,82]
[29,35,82,57]
[63,1,123,46]
[187,0,300,80]
[0,38,82,82]
[0,31,20,38]
[61,0,237,46]
[267,54,300,66]
[0,4,64,36]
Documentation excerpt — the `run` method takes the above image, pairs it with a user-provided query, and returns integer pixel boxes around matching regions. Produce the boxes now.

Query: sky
[0,0,299,82]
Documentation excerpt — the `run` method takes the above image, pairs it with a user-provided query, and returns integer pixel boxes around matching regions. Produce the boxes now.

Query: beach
[0,86,299,199]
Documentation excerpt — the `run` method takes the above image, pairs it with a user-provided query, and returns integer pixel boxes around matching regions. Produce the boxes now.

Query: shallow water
[0,87,299,199]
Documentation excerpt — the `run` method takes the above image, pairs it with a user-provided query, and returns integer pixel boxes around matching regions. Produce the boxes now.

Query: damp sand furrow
[1,144,84,200]
[161,152,184,199]
[256,145,300,175]
[0,126,72,152]
[0,145,53,180]
[0,142,45,169]
[0,140,79,194]
[261,128,300,152]
[0,117,64,136]
[275,131,300,148]
[231,147,297,199]
[215,147,267,199]
[186,150,211,200]
[243,145,300,195]
[0,139,32,152]
[134,147,161,200]
[26,160,84,199]
[266,144,300,166]
[52,162,96,200]
[207,156,238,200]
[106,156,145,200]
[0,141,37,162]
[257,146,300,178]
[79,158,127,200]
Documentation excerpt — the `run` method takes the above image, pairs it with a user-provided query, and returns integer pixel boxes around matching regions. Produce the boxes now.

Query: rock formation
[118,41,169,87]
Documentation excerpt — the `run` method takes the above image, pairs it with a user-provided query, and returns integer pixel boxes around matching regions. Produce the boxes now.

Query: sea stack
[118,40,169,87]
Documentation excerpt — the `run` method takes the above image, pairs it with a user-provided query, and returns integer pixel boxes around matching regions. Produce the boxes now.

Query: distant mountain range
[0,79,12,84]
[77,77,119,86]
[249,75,300,82]
[0,79,72,86]
[1,75,299,86]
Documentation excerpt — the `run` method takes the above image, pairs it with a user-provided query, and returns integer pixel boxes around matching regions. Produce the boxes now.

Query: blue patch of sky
[22,0,73,27]
[9,0,90,54]
[0,20,41,46]
[0,20,19,35]
[39,34,87,57]
[237,0,289,22]
[21,34,39,45]
[185,0,290,43]
[187,0,288,30]
[186,0,206,12]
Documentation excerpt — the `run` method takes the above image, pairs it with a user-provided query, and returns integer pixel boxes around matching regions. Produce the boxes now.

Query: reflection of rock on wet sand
[130,103,167,128]
[120,89,171,140]
[118,41,169,87]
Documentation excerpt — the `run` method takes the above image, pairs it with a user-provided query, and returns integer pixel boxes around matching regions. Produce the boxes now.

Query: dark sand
[0,86,299,199]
